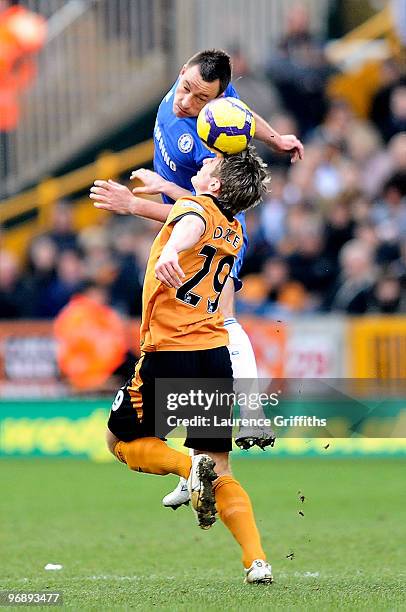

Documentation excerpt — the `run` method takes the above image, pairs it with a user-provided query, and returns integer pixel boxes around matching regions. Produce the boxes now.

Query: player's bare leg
[194,449,273,584]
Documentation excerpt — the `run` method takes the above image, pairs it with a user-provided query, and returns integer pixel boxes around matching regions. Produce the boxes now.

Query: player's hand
[90,179,136,215]
[155,246,185,288]
[275,134,304,163]
[130,168,165,195]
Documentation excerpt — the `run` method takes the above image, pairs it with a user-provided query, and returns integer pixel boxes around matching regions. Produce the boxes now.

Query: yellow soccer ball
[197,97,256,155]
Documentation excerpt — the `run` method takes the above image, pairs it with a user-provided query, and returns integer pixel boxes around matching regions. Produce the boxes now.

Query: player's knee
[106,428,120,456]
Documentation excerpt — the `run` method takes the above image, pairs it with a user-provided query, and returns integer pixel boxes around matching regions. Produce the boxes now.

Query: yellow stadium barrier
[326,4,402,117]
[0,139,154,261]
[349,316,406,378]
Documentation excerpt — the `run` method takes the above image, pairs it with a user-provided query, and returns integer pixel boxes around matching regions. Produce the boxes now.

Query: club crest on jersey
[178,133,194,153]
[180,201,204,212]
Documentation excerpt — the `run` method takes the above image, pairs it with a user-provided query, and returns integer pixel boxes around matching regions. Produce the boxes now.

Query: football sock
[114,437,191,478]
[213,475,266,568]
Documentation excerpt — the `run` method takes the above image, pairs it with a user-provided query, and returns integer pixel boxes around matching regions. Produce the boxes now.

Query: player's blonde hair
[213,146,269,214]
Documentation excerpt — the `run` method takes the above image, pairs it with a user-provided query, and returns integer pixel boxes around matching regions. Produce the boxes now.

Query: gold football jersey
[140,194,243,351]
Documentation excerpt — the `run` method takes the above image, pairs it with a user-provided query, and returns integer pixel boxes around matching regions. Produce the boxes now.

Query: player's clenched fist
[89,179,137,215]
[155,245,185,289]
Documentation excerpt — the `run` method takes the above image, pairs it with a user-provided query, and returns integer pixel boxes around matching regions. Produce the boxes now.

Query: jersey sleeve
[225,83,240,99]
[166,198,208,232]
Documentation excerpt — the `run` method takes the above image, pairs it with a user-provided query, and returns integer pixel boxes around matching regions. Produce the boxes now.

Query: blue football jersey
[153,80,247,289]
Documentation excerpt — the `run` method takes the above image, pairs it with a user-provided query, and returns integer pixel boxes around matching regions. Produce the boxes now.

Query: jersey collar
[201,193,235,222]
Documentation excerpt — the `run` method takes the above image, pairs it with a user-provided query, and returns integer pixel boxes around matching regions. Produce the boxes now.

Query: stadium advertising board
[1,395,405,459]
[0,317,405,457]
[0,319,345,397]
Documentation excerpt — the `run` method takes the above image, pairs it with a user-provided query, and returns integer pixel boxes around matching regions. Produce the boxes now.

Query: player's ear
[179,64,187,76]
[209,176,221,194]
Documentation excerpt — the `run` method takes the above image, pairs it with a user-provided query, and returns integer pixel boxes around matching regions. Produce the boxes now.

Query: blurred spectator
[0,1,46,131]
[375,224,402,266]
[312,140,346,200]
[309,99,353,149]
[387,133,406,174]
[40,249,85,318]
[370,172,406,240]
[351,195,372,226]
[78,224,118,287]
[109,222,144,316]
[343,120,384,198]
[45,200,78,252]
[323,201,355,264]
[239,208,275,276]
[0,249,34,318]
[389,238,406,282]
[354,221,379,252]
[323,240,376,313]
[237,256,307,316]
[367,274,405,313]
[286,223,336,302]
[370,60,405,136]
[262,257,307,312]
[25,235,57,317]
[364,132,406,199]
[259,171,289,246]
[392,0,406,46]
[54,280,128,391]
[379,85,406,143]
[266,3,334,133]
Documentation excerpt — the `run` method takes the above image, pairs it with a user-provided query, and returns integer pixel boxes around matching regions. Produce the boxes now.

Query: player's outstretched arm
[155,215,205,288]
[90,179,171,222]
[252,111,304,163]
[131,168,192,201]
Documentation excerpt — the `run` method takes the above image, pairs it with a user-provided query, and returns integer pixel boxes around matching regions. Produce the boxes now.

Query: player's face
[191,156,222,192]
[173,64,221,118]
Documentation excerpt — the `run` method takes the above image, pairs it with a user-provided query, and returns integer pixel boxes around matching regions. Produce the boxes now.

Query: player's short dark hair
[213,146,269,215]
[186,49,232,96]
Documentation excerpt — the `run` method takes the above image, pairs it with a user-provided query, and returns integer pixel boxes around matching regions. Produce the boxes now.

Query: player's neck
[195,188,219,199]
[196,192,235,221]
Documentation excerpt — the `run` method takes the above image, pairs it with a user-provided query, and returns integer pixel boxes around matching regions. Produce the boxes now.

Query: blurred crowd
[0,4,405,321]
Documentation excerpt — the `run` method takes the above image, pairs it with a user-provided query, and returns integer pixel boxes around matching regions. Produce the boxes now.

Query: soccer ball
[197,97,255,155]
